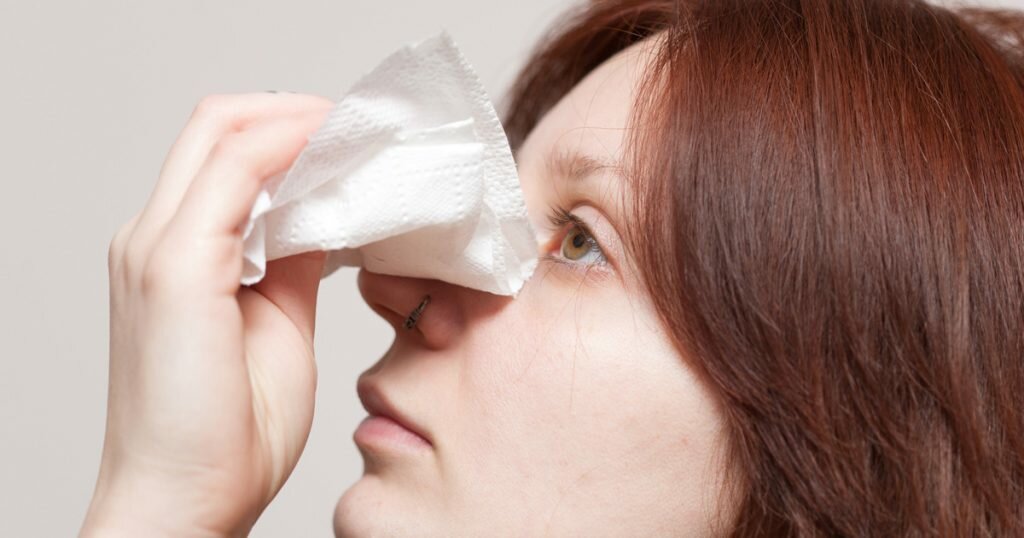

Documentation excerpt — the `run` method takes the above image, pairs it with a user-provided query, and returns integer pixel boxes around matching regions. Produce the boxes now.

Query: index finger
[130,93,335,248]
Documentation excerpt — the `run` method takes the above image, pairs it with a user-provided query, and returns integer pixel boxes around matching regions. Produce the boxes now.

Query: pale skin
[84,37,729,537]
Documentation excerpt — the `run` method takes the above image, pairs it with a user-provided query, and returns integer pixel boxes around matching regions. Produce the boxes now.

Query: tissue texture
[240,31,538,296]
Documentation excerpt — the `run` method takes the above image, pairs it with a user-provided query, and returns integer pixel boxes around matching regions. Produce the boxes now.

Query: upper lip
[356,378,433,446]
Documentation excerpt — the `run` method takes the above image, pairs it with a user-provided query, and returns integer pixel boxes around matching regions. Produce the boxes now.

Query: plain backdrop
[1,0,1022,536]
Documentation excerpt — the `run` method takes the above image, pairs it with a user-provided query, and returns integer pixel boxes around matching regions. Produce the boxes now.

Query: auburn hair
[501,0,1024,535]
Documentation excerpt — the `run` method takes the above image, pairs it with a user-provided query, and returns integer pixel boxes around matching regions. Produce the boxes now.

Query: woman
[82,0,1024,535]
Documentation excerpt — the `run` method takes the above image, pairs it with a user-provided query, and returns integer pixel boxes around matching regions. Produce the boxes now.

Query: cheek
[440,266,729,524]
[455,274,692,459]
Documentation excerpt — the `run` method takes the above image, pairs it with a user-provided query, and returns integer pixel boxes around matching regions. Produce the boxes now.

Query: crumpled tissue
[239,31,538,296]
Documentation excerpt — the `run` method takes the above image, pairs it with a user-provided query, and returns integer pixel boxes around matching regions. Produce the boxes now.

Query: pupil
[572,232,586,249]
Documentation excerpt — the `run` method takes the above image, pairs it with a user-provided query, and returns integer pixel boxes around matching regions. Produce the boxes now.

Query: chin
[333,476,423,538]
[333,481,378,537]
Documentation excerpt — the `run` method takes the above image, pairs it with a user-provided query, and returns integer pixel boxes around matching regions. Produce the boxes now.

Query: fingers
[144,110,329,297]
[251,250,328,344]
[169,109,328,237]
[129,93,334,249]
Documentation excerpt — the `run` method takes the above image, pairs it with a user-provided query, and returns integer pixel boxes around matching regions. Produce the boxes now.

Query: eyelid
[543,203,613,272]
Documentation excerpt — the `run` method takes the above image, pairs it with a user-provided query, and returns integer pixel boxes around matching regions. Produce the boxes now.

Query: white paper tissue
[239,31,538,296]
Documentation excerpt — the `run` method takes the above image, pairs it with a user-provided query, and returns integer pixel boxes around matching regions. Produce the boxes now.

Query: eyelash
[544,203,609,272]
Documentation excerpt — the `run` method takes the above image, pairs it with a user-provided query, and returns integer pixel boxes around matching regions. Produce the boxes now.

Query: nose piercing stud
[404,295,431,330]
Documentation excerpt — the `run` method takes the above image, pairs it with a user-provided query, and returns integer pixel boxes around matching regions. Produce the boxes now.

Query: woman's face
[335,38,728,537]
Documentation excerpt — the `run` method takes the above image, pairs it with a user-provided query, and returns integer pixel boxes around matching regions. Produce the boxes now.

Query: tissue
[240,31,538,296]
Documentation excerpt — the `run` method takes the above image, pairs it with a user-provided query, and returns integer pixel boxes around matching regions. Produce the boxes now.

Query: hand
[82,93,335,537]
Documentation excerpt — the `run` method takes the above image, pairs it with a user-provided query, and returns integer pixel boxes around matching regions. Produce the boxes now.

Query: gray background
[1,1,1020,536]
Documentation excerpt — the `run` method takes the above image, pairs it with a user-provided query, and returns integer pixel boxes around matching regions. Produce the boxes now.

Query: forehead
[516,37,658,183]
[516,37,659,216]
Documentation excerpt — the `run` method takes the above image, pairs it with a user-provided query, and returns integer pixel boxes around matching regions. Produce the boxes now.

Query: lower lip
[354,415,432,451]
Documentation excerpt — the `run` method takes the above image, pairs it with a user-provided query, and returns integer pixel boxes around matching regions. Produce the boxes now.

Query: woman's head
[336,0,1024,535]
[335,32,731,536]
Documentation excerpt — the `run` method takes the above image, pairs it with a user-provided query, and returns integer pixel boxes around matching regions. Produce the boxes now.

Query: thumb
[250,250,328,342]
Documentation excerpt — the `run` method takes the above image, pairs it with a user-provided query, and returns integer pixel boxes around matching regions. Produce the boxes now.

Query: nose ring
[404,295,431,330]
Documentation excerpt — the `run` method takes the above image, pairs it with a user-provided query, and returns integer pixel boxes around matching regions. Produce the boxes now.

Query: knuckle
[190,93,231,124]
[121,240,149,280]
[108,214,139,274]
[108,227,127,269]
[139,243,181,297]
[208,133,256,175]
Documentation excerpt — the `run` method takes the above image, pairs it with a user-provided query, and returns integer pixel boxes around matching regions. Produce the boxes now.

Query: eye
[544,204,611,272]
[557,223,606,265]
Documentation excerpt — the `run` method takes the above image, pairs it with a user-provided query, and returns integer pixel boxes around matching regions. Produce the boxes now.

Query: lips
[356,379,433,447]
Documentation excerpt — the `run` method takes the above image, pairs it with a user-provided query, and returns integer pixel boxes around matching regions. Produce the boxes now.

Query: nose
[356,268,468,350]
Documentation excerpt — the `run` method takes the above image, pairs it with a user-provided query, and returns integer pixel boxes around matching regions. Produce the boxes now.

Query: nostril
[356,268,463,349]
[366,300,406,329]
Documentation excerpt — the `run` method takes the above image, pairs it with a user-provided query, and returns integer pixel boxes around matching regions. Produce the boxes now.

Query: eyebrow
[544,147,619,183]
